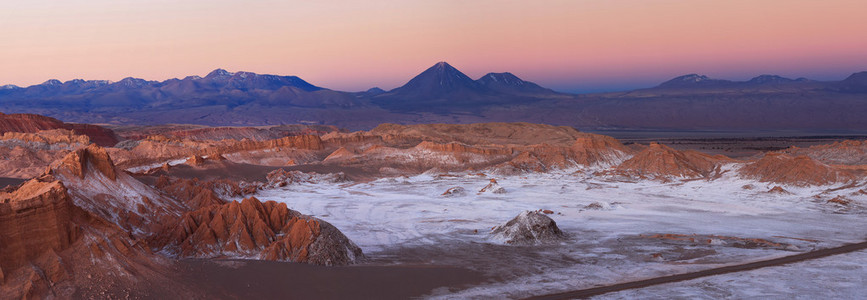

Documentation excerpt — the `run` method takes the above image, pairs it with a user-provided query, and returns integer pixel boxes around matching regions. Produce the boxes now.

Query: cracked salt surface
[252,171,867,298]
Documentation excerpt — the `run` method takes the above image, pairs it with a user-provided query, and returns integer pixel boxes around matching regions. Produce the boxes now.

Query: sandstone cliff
[0,175,186,299]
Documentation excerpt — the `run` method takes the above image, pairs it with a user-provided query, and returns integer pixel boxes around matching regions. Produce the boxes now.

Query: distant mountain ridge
[389,62,483,96]
[656,74,812,89]
[1,62,867,131]
[371,62,561,110]
[476,72,554,94]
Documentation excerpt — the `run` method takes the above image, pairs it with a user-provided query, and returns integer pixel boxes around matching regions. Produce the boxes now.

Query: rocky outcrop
[186,155,206,166]
[50,144,185,237]
[493,135,632,173]
[415,141,513,156]
[318,124,637,176]
[65,123,119,147]
[367,122,586,146]
[265,169,347,187]
[0,112,118,146]
[108,138,207,169]
[320,143,510,175]
[502,151,549,173]
[321,134,385,150]
[490,211,566,245]
[780,140,867,165]
[740,153,855,186]
[569,133,633,167]
[610,142,728,179]
[153,176,237,210]
[322,122,588,154]
[441,186,466,196]
[0,129,97,179]
[0,113,66,133]
[207,135,324,156]
[155,197,362,266]
[0,174,179,299]
[323,147,356,162]
[767,186,792,194]
[0,179,80,277]
[0,145,72,179]
[0,178,83,298]
[110,134,324,170]
[0,129,90,148]
[479,179,507,194]
[267,169,315,187]
[52,144,118,180]
[111,123,640,178]
[827,195,852,206]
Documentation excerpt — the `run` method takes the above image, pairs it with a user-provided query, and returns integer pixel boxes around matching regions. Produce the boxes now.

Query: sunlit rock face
[153,197,363,266]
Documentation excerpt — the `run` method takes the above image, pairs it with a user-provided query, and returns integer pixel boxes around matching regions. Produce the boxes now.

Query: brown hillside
[613,142,729,179]
[740,153,855,186]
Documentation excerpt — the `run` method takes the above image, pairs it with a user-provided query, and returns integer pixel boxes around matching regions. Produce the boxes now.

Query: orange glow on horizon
[1,0,866,92]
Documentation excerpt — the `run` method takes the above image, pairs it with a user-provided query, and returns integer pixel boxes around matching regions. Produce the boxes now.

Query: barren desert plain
[2,114,867,299]
[3,1,867,298]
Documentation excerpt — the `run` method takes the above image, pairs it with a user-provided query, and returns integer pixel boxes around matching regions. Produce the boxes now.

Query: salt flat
[252,166,867,298]
[598,249,867,299]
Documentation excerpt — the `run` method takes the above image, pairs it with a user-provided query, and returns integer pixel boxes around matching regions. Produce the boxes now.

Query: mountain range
[2,62,866,131]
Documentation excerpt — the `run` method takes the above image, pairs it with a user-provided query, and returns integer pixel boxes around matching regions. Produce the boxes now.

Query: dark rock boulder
[491,211,566,245]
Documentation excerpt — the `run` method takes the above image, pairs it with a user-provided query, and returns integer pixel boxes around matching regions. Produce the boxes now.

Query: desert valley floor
[251,170,867,298]
[1,113,866,299]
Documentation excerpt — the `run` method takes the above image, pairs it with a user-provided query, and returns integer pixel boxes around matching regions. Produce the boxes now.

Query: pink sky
[1,0,866,92]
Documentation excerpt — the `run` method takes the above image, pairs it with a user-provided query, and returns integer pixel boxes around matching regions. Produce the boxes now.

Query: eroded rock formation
[47,144,186,237]
[479,179,507,194]
[608,142,730,180]
[491,211,566,245]
[740,153,855,186]
[0,112,118,146]
[0,175,184,299]
[0,180,80,276]
[781,140,867,165]
[154,197,362,266]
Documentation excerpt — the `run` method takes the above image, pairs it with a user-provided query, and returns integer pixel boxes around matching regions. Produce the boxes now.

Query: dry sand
[176,259,486,299]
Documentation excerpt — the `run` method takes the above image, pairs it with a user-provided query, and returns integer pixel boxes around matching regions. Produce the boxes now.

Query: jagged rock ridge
[155,197,362,266]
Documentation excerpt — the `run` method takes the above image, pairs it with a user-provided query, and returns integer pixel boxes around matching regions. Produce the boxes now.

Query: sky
[1,0,866,93]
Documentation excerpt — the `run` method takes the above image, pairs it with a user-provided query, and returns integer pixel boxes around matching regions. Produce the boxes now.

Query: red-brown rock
[0,179,80,276]
[611,142,729,179]
[155,197,362,266]
[154,176,230,210]
[0,112,118,146]
[781,139,867,165]
[51,144,118,180]
[740,153,855,186]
